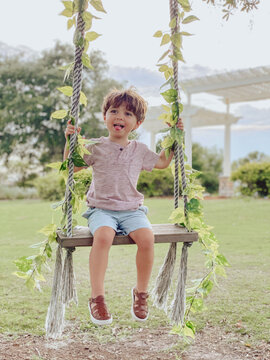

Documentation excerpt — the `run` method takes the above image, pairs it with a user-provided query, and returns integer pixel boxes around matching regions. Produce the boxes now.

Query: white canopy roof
[181,65,270,104]
[144,105,239,133]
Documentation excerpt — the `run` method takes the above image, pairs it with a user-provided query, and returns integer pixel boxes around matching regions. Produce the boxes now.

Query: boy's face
[104,102,141,141]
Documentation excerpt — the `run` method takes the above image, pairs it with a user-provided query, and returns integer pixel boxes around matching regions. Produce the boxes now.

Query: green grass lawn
[0,198,269,344]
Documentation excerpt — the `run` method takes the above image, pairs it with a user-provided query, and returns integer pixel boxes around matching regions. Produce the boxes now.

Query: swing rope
[45,10,85,339]
[152,0,191,325]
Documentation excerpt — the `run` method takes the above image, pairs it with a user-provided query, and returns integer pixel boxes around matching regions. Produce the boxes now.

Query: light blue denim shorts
[82,205,151,236]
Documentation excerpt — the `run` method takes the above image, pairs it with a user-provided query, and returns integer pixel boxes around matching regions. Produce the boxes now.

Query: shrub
[138,168,174,197]
[231,162,270,197]
[34,172,66,201]
[33,168,92,201]
[0,185,38,200]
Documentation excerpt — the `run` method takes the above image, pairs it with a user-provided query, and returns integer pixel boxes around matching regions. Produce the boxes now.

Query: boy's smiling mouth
[113,123,125,130]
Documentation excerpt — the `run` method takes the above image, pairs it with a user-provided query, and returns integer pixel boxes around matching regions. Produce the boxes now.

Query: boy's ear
[133,121,142,130]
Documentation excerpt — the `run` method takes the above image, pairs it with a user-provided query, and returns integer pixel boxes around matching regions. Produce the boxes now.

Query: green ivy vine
[154,0,229,340]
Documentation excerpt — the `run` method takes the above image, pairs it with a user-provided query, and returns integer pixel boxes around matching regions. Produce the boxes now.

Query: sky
[1,0,270,161]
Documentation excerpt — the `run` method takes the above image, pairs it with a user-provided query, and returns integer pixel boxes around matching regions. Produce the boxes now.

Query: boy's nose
[116,112,124,119]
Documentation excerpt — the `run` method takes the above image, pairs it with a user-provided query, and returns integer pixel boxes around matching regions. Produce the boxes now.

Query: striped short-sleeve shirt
[83,137,160,211]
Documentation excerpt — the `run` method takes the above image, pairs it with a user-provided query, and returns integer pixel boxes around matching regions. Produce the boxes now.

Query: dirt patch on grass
[1,325,269,360]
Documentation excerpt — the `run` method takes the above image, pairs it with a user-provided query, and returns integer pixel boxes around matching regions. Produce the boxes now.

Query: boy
[64,88,183,325]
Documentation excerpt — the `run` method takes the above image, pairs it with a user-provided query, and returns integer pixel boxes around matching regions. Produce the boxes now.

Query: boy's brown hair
[102,88,148,123]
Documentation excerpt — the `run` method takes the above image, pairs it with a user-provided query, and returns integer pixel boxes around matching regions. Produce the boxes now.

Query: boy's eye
[126,112,132,116]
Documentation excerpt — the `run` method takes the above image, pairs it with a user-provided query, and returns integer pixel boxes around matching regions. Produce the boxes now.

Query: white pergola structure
[145,65,270,196]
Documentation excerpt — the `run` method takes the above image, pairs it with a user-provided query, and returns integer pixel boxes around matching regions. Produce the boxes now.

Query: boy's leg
[89,226,115,298]
[128,228,154,293]
[129,228,154,321]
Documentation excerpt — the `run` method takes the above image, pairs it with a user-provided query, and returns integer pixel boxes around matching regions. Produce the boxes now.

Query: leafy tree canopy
[202,0,260,20]
[231,151,270,171]
[0,41,122,169]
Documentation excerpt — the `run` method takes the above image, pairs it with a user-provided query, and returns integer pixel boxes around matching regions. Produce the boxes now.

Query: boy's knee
[131,229,154,251]
[93,226,115,248]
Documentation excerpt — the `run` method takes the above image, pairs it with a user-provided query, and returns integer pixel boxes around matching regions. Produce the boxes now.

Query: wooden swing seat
[57,224,198,248]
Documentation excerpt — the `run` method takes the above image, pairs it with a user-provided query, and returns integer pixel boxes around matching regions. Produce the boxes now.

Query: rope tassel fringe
[62,249,78,306]
[45,245,65,339]
[152,242,177,310]
[170,243,189,324]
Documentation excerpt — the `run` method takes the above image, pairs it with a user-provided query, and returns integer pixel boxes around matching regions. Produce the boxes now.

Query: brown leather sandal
[131,287,149,322]
[88,295,112,325]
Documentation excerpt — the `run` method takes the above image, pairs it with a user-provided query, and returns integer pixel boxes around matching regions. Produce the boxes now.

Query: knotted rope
[152,0,191,325]
[45,10,85,338]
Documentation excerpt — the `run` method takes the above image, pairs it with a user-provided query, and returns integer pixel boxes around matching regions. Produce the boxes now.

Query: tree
[0,42,122,172]
[202,0,260,20]
[192,142,223,193]
[156,139,222,193]
[231,151,270,171]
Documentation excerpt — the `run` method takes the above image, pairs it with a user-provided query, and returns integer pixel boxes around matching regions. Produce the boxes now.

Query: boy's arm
[154,149,174,169]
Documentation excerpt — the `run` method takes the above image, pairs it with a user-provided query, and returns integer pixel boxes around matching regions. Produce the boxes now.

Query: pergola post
[184,93,192,166]
[150,131,156,151]
[219,100,234,197]
[223,102,231,176]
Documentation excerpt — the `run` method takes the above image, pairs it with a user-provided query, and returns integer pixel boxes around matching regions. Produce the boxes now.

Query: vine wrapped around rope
[152,0,191,325]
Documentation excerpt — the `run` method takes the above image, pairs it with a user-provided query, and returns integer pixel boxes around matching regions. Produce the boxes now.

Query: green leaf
[85,31,101,41]
[187,198,202,215]
[202,279,214,295]
[45,243,53,258]
[46,162,62,170]
[25,276,36,291]
[174,48,185,62]
[82,53,93,69]
[82,11,93,30]
[190,297,204,312]
[60,159,68,172]
[67,17,76,30]
[51,109,68,119]
[51,200,65,210]
[90,0,106,13]
[13,256,33,272]
[159,64,169,73]
[183,324,195,339]
[161,89,177,103]
[60,8,73,17]
[169,207,185,224]
[177,0,191,12]
[216,254,230,267]
[169,17,177,28]
[161,135,174,149]
[71,150,88,167]
[57,86,73,97]
[13,271,29,280]
[180,31,193,36]
[215,264,227,277]
[157,49,170,63]
[161,34,171,46]
[80,91,88,106]
[171,33,182,48]
[62,1,73,11]
[38,224,57,236]
[182,15,199,24]
[153,30,163,38]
